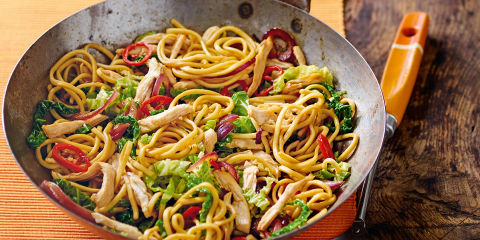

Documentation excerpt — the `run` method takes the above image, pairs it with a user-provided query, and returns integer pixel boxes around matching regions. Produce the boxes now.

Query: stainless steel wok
[2,0,385,239]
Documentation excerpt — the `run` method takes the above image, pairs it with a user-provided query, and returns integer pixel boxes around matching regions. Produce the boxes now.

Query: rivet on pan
[291,18,302,33]
[238,2,253,19]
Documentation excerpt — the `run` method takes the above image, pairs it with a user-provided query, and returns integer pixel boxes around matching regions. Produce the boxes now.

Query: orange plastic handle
[380,12,429,125]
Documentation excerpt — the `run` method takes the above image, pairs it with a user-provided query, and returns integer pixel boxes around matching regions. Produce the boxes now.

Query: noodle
[30,19,359,239]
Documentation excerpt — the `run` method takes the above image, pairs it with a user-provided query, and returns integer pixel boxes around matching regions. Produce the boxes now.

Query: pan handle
[381,12,429,131]
[345,12,430,239]
[278,0,311,12]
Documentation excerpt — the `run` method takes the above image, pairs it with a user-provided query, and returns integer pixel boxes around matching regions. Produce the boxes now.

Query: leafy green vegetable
[183,154,200,163]
[139,134,152,144]
[150,109,165,116]
[54,179,95,211]
[75,124,92,134]
[320,83,354,134]
[115,209,134,225]
[204,119,218,131]
[27,100,79,148]
[271,76,286,94]
[155,220,167,237]
[313,169,335,180]
[335,162,351,181]
[231,91,249,116]
[113,115,140,156]
[271,199,311,237]
[214,134,234,157]
[199,190,213,222]
[144,160,191,192]
[135,31,156,42]
[87,89,113,110]
[270,65,333,94]
[243,177,275,211]
[157,83,166,96]
[160,176,186,205]
[116,77,139,89]
[138,217,156,233]
[196,161,219,191]
[232,116,256,133]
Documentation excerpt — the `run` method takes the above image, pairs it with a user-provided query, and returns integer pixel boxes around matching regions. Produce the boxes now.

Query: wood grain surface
[344,0,480,239]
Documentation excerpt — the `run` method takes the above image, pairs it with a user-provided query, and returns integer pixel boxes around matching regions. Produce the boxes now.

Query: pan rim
[2,0,387,239]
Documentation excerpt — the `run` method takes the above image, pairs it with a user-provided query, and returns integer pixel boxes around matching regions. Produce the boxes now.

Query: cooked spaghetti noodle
[29,19,359,240]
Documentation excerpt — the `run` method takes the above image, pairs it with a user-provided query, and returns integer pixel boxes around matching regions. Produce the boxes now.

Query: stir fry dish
[28,19,359,239]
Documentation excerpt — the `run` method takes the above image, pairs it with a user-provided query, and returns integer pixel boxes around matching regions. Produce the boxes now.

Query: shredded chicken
[109,153,121,174]
[257,175,314,230]
[248,105,276,126]
[62,162,103,181]
[97,68,123,80]
[134,58,162,104]
[173,80,200,90]
[84,114,109,127]
[253,151,280,179]
[243,161,258,190]
[293,46,306,65]
[42,121,84,138]
[92,212,142,238]
[203,129,217,153]
[138,104,194,133]
[282,73,324,95]
[266,58,294,69]
[42,114,108,139]
[214,170,251,233]
[170,34,186,59]
[227,139,263,150]
[127,172,152,218]
[90,163,116,209]
[248,37,274,96]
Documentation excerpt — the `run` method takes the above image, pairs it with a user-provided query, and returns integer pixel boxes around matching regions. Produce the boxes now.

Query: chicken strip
[253,151,280,179]
[282,73,324,95]
[227,139,263,150]
[42,114,108,138]
[127,172,152,218]
[90,163,116,209]
[257,175,314,231]
[173,80,201,90]
[138,104,194,133]
[134,58,161,104]
[203,129,217,153]
[92,212,142,238]
[248,106,276,126]
[243,161,258,190]
[214,170,251,233]
[248,37,273,96]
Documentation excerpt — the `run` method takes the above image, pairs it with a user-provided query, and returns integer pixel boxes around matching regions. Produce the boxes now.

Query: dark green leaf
[27,100,79,148]
[150,109,165,116]
[271,199,311,237]
[54,179,95,211]
[113,115,140,156]
[75,124,92,134]
[199,191,213,223]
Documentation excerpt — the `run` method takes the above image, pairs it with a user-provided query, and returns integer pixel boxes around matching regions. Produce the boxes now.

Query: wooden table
[344,0,480,239]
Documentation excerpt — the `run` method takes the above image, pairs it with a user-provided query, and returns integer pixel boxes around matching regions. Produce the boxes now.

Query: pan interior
[3,0,385,239]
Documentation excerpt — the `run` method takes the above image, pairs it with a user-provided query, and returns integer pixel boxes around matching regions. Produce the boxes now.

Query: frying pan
[3,0,388,239]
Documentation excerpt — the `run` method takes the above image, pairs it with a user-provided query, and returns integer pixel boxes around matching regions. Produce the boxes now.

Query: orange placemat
[0,0,354,239]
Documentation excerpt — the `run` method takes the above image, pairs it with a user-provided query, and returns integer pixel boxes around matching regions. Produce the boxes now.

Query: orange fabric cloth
[0,0,355,239]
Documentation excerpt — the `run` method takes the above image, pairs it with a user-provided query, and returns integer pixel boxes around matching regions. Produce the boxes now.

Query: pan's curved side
[3,0,385,239]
